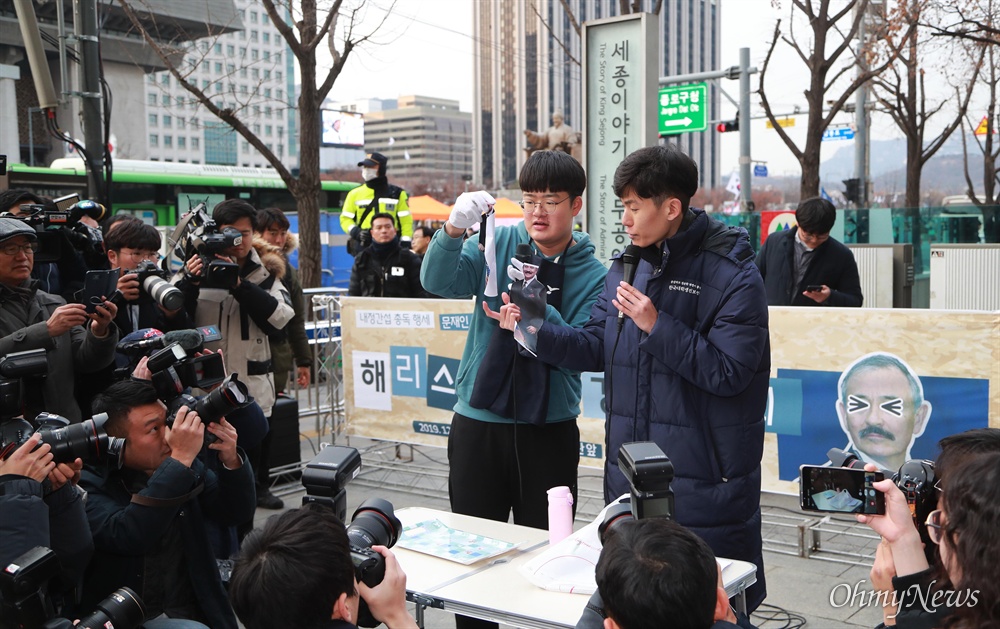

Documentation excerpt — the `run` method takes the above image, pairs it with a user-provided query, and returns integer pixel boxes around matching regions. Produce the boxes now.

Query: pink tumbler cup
[547,486,574,545]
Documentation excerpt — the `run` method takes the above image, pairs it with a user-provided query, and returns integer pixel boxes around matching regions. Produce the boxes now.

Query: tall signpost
[655,48,756,212]
[581,13,658,265]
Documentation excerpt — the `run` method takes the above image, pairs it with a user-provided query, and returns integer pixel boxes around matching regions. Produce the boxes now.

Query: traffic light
[716,119,739,133]
[843,178,860,205]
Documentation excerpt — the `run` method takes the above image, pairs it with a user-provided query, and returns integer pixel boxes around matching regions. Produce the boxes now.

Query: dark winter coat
[755,228,863,306]
[536,209,769,610]
[0,476,93,592]
[0,280,119,422]
[79,454,255,629]
[348,241,426,298]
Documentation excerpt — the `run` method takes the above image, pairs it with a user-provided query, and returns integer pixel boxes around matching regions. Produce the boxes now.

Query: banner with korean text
[342,297,1000,492]
[340,296,609,465]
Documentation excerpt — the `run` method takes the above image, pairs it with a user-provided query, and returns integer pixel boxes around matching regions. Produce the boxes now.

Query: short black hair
[213,199,259,231]
[596,519,718,629]
[91,379,161,437]
[370,212,396,227]
[103,219,161,253]
[414,226,435,239]
[519,150,586,198]
[612,144,699,210]
[795,197,836,235]
[230,506,357,629]
[256,207,290,232]
[102,213,142,234]
[0,189,44,213]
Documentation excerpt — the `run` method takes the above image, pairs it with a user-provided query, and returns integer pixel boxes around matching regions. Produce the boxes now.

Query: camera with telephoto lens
[0,349,48,422]
[147,343,252,443]
[301,447,402,609]
[2,198,106,263]
[598,441,675,542]
[116,259,185,311]
[170,203,242,289]
[0,412,126,470]
[0,546,145,629]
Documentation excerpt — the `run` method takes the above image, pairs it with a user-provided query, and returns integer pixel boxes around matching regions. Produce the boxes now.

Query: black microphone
[117,329,205,355]
[617,245,642,333]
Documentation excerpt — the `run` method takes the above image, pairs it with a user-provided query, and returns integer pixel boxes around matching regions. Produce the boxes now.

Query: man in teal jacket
[421,152,606,629]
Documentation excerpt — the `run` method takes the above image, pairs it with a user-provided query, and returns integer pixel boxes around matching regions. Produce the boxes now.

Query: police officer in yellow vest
[340,152,413,255]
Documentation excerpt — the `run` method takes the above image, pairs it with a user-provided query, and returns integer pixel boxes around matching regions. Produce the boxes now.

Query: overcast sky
[322,0,963,178]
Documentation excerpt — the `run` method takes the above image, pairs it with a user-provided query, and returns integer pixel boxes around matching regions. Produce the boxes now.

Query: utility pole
[658,47,757,211]
[854,3,870,208]
[76,0,105,203]
[739,48,752,211]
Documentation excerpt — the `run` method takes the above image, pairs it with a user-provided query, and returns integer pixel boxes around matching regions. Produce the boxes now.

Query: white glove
[449,191,495,230]
[507,256,525,282]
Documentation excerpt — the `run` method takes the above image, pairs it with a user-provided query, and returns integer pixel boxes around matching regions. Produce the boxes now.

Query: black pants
[448,413,579,629]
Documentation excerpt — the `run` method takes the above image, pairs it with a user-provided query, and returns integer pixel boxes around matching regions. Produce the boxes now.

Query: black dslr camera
[301,446,403,590]
[146,343,252,442]
[0,546,145,629]
[0,412,125,470]
[599,442,675,541]
[170,203,242,289]
[115,259,185,311]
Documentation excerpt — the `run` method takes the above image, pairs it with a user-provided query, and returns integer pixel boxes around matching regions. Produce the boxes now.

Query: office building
[364,95,473,185]
[473,0,720,189]
[0,0,240,166]
[144,0,296,168]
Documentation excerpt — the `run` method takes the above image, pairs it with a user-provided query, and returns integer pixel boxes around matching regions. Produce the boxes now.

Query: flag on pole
[404,149,411,160]
[820,187,832,202]
[388,136,395,145]
[725,171,741,201]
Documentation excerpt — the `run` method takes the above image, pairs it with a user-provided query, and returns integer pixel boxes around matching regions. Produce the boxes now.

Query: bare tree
[871,0,983,208]
[928,0,1000,242]
[114,0,391,287]
[758,0,914,201]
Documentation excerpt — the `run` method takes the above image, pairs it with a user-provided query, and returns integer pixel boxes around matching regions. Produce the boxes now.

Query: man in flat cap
[340,151,413,255]
[0,217,118,422]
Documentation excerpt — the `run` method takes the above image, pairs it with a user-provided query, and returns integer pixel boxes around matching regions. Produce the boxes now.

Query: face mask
[362,167,378,182]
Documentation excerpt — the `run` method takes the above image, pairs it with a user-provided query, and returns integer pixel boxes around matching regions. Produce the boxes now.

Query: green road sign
[658,83,707,134]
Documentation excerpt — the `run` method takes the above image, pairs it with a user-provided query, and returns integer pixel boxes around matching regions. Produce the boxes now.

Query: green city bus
[5,158,355,226]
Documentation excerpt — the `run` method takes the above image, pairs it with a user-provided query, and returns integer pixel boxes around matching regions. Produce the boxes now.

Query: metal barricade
[300,288,346,442]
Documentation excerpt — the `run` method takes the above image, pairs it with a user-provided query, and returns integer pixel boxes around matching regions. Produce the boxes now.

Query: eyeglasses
[924,509,946,545]
[519,197,570,215]
[0,242,38,256]
[118,249,162,263]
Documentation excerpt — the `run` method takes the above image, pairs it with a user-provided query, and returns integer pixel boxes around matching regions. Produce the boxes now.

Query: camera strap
[129,481,204,508]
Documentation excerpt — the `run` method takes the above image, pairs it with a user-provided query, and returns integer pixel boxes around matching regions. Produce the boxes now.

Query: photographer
[229,505,418,629]
[0,218,118,422]
[587,518,748,629]
[106,219,193,336]
[174,199,293,511]
[0,189,94,302]
[0,434,93,602]
[859,430,1000,629]
[79,379,255,629]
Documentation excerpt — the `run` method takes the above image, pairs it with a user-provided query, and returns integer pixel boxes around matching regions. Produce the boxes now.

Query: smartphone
[82,269,120,314]
[799,465,885,515]
[805,284,824,292]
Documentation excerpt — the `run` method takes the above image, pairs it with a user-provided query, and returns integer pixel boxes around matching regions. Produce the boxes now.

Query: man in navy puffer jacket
[499,145,770,611]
